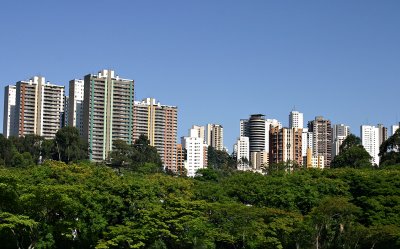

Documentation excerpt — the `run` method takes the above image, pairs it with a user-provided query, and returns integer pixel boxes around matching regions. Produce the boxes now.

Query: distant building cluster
[232,111,399,172]
[3,70,178,171]
[3,70,400,175]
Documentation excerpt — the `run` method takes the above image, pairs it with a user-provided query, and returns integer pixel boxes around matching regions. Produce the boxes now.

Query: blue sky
[1,1,399,151]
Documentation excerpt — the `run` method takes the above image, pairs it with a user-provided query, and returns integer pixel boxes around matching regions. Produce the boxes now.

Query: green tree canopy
[109,135,163,173]
[54,126,88,163]
[331,134,372,168]
[379,129,400,167]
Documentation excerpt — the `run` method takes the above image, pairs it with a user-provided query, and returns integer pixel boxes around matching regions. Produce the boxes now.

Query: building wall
[377,124,388,147]
[182,128,206,177]
[332,124,350,157]
[269,127,303,165]
[236,136,250,170]
[207,124,224,151]
[83,70,134,161]
[133,98,177,170]
[361,125,380,166]
[68,79,84,136]
[3,85,17,138]
[308,116,332,167]
[391,124,399,135]
[14,76,64,139]
[289,111,304,129]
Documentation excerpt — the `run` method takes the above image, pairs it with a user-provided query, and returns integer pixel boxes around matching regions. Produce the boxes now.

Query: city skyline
[1,1,399,151]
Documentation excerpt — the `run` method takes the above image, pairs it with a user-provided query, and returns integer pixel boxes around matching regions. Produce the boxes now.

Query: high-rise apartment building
[377,124,388,147]
[240,119,249,137]
[14,76,64,139]
[265,119,281,152]
[60,96,69,128]
[308,116,332,167]
[3,85,17,138]
[133,98,178,170]
[269,127,303,165]
[306,148,325,169]
[301,128,313,161]
[235,136,250,170]
[68,79,85,136]
[176,144,185,175]
[191,125,206,143]
[207,124,224,151]
[83,70,134,161]
[289,110,304,129]
[182,128,208,177]
[332,124,350,157]
[240,115,281,168]
[361,125,380,165]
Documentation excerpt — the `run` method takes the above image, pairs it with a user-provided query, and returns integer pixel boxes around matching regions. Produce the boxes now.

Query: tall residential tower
[133,98,178,171]
[83,70,135,161]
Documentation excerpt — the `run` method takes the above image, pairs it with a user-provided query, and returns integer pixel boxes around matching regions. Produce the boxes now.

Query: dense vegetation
[0,129,399,249]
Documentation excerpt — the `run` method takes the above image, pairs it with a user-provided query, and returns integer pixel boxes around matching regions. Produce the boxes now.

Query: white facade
[235,136,250,170]
[68,79,84,136]
[192,125,206,143]
[391,124,399,135]
[361,125,380,166]
[3,85,17,138]
[289,111,304,129]
[301,128,313,157]
[182,128,207,177]
[332,124,350,156]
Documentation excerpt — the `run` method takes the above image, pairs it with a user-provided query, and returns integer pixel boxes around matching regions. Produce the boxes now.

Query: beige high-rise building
[133,98,178,170]
[207,124,224,151]
[83,70,135,161]
[269,127,303,165]
[14,76,64,139]
[191,125,206,143]
[176,144,185,174]
[308,116,332,167]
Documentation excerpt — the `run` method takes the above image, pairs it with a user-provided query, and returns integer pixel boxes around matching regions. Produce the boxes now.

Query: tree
[108,135,163,173]
[331,134,372,168]
[207,146,236,171]
[54,126,88,163]
[0,212,38,249]
[131,134,163,169]
[379,129,400,166]
[308,197,363,249]
[339,134,361,153]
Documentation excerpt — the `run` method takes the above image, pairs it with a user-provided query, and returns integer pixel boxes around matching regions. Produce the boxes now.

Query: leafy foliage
[331,134,373,168]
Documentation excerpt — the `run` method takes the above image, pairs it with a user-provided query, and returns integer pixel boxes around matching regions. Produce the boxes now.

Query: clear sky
[1,1,399,151]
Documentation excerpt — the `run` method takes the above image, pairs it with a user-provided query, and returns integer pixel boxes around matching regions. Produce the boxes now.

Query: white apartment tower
[83,70,134,161]
[182,128,208,177]
[361,125,380,166]
[207,124,224,151]
[3,85,17,138]
[289,110,304,129]
[191,125,206,144]
[133,98,178,170]
[391,123,399,136]
[68,79,85,136]
[332,124,350,157]
[14,76,64,139]
[235,136,250,170]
